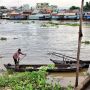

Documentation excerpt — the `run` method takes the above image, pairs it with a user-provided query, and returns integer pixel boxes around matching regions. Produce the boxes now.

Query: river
[0,20,90,69]
[0,20,90,87]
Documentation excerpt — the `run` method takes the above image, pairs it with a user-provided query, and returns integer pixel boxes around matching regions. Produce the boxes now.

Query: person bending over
[13,49,26,67]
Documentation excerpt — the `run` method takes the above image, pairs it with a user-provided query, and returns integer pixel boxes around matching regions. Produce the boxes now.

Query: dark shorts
[13,57,19,65]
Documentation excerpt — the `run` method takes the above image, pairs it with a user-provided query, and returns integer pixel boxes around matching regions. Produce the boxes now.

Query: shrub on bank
[0,66,73,90]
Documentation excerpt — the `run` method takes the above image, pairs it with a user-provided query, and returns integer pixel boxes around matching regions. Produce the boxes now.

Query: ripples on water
[0,20,90,69]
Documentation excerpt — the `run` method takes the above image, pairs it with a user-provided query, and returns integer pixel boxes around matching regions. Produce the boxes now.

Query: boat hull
[4,63,89,72]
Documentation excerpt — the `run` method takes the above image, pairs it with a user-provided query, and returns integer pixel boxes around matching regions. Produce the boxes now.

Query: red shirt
[13,51,22,60]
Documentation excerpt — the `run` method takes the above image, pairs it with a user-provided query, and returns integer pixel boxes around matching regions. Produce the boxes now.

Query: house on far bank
[8,11,26,20]
[57,9,80,20]
[0,12,2,19]
[28,9,51,20]
[8,10,30,20]
[51,12,60,20]
[2,13,10,19]
[84,12,90,20]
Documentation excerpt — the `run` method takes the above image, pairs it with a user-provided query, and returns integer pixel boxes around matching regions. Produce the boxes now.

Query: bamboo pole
[75,0,84,88]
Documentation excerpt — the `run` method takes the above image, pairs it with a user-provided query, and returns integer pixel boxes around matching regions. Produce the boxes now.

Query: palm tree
[75,0,84,88]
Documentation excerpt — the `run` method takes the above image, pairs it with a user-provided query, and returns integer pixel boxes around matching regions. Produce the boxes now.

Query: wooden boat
[49,52,90,64]
[50,59,90,65]
[4,63,89,72]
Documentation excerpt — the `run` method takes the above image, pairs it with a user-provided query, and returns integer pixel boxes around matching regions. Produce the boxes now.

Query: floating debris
[31,21,35,23]
[82,41,90,44]
[0,37,7,40]
[13,37,18,39]
[22,21,30,24]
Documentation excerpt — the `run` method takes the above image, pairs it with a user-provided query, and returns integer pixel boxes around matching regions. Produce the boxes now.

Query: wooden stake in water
[75,0,84,88]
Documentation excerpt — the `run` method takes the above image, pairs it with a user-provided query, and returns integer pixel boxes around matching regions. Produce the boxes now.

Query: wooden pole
[75,0,84,88]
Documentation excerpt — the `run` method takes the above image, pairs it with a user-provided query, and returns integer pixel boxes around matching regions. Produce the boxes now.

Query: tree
[83,2,90,11]
[69,6,80,10]
[0,6,7,9]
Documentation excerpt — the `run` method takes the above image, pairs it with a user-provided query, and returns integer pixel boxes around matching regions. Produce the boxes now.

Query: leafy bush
[0,66,73,90]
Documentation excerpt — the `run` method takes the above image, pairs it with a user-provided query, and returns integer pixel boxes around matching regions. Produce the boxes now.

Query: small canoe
[50,59,90,65]
[4,63,89,72]
[49,52,90,64]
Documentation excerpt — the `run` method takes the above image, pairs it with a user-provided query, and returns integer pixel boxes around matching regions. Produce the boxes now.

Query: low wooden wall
[75,76,90,90]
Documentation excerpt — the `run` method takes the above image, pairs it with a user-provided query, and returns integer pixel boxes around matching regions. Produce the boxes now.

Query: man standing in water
[13,49,26,68]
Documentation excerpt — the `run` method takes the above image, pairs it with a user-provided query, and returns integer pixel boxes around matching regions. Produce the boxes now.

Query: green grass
[60,23,80,26]
[40,21,79,28]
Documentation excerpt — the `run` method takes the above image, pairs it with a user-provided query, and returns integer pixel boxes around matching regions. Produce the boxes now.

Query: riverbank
[0,69,74,90]
[0,69,89,89]
[48,70,89,87]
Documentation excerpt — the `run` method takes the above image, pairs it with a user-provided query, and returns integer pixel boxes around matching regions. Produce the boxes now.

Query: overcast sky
[0,0,90,8]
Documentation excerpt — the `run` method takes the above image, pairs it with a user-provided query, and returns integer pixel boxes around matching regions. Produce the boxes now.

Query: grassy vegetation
[60,23,80,26]
[14,21,79,28]
[40,21,79,28]
[40,21,59,28]
[82,41,90,44]
[0,65,73,90]
[47,21,80,26]
[14,21,35,24]
[47,21,60,25]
